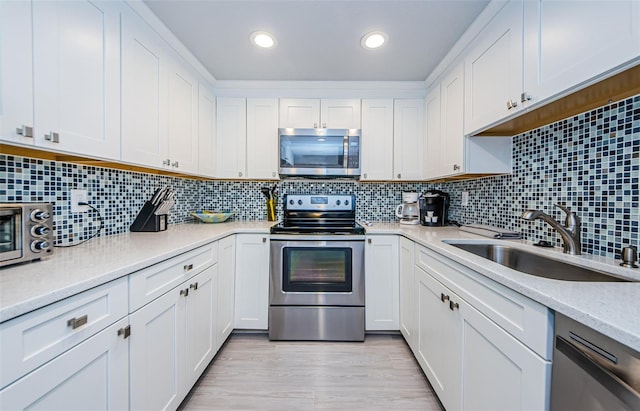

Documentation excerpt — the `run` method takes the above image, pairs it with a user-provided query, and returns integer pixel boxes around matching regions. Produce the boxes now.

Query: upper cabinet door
[198,84,216,177]
[32,0,121,159]
[523,0,640,105]
[167,60,199,174]
[279,99,320,128]
[423,86,442,180]
[0,1,34,145]
[247,98,279,180]
[464,0,523,135]
[121,8,169,169]
[320,99,361,129]
[216,97,247,179]
[361,99,394,180]
[393,99,424,181]
[440,64,465,176]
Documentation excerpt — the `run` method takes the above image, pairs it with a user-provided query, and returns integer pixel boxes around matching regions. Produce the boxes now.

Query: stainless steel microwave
[278,128,361,178]
[1,203,54,267]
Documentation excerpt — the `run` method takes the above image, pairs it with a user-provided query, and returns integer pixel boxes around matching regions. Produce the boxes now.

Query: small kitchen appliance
[395,192,420,225]
[419,190,450,227]
[1,203,53,267]
[269,194,365,341]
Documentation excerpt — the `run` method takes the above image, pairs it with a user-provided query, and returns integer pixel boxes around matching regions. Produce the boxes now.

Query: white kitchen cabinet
[365,235,399,331]
[198,83,217,177]
[217,235,236,347]
[247,98,279,179]
[393,99,424,180]
[167,59,199,174]
[121,7,169,169]
[0,0,33,144]
[414,242,552,411]
[440,64,465,176]
[216,97,247,179]
[423,85,441,179]
[398,236,416,350]
[464,0,523,135]
[360,99,394,180]
[0,318,129,411]
[0,0,121,159]
[523,0,640,106]
[279,98,361,129]
[234,234,270,330]
[130,265,217,410]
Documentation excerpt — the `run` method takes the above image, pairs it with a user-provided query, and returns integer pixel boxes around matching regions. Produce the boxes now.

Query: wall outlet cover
[70,189,89,213]
[461,191,469,207]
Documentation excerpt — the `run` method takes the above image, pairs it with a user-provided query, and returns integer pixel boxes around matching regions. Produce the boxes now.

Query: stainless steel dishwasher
[551,313,640,410]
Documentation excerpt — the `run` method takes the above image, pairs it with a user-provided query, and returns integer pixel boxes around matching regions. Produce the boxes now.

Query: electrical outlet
[70,189,89,213]
[461,191,469,207]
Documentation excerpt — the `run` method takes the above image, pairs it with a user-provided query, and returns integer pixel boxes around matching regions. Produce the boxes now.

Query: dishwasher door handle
[556,336,640,409]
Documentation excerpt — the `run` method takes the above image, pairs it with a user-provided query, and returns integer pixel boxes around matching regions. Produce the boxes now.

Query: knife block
[130,201,168,232]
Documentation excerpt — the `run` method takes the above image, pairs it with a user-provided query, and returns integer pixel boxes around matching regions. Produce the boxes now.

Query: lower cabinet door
[185,265,217,388]
[130,287,185,411]
[0,318,129,411]
[460,299,551,411]
[415,266,462,411]
[217,235,236,348]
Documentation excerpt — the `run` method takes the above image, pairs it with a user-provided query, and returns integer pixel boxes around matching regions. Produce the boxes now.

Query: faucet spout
[520,204,581,255]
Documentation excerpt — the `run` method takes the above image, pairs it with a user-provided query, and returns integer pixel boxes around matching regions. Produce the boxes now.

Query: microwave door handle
[343,135,349,168]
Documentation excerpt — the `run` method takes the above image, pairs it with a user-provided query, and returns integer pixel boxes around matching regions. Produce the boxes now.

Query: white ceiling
[143,0,490,82]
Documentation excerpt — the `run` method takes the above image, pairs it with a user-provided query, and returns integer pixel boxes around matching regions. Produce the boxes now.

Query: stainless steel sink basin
[447,243,634,282]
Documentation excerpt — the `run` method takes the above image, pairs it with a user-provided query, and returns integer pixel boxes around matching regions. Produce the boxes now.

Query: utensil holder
[130,201,168,232]
[266,198,276,221]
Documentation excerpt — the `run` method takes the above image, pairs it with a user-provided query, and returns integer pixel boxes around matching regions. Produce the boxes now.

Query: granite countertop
[365,222,640,352]
[2,220,639,352]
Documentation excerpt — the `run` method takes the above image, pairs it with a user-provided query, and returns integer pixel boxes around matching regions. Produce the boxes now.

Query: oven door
[269,236,365,306]
[0,208,22,262]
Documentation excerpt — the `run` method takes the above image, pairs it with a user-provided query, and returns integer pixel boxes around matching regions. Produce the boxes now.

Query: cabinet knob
[440,293,449,303]
[180,288,189,297]
[313,123,318,128]
[67,315,88,329]
[397,173,401,179]
[163,158,171,166]
[272,172,276,177]
[184,264,193,271]
[190,282,199,290]
[171,161,179,168]
[449,301,459,311]
[520,92,532,103]
[16,125,33,137]
[453,164,460,171]
[506,99,518,110]
[117,325,131,339]
[262,237,267,243]
[363,173,368,179]
[322,123,327,128]
[44,132,59,143]
[238,171,243,177]
[367,238,372,244]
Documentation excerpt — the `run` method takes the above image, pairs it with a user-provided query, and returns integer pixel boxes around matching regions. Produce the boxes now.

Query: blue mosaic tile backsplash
[1,94,638,259]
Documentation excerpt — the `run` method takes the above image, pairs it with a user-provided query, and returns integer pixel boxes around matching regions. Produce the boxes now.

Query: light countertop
[2,221,639,352]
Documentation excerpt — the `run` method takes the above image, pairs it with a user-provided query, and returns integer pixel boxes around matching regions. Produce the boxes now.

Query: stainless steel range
[269,194,365,341]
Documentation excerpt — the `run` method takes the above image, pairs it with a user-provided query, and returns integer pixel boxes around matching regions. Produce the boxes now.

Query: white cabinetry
[247,98,279,179]
[216,97,247,179]
[0,278,129,410]
[234,234,270,330]
[393,99,424,180]
[167,59,199,174]
[0,0,121,160]
[398,236,416,349]
[364,235,399,331]
[198,83,217,177]
[412,242,552,411]
[523,0,640,106]
[217,235,236,346]
[129,242,218,410]
[360,99,394,180]
[279,98,361,129]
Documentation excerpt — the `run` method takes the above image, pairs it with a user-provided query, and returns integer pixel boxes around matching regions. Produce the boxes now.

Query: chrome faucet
[521,204,582,255]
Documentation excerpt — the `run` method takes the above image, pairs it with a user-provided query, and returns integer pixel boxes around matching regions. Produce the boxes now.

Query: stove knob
[30,209,50,222]
[345,200,349,206]
[336,200,341,206]
[298,199,303,205]
[289,199,294,205]
[30,240,50,253]
[31,225,50,237]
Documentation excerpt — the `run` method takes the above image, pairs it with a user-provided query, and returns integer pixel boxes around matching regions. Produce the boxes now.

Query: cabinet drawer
[415,244,552,360]
[129,242,217,312]
[0,277,128,389]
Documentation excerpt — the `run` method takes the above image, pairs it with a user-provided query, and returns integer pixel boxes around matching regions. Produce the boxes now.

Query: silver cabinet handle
[117,325,131,339]
[272,171,276,177]
[162,159,171,166]
[506,99,518,110]
[363,173,368,179]
[449,301,459,311]
[520,92,532,103]
[367,238,372,244]
[322,122,326,128]
[44,132,59,143]
[453,164,461,171]
[440,293,449,303]
[397,173,401,179]
[16,125,33,137]
[184,264,193,271]
[189,282,199,290]
[313,123,318,128]
[171,161,179,168]
[262,237,267,243]
[67,315,88,329]
[180,288,189,297]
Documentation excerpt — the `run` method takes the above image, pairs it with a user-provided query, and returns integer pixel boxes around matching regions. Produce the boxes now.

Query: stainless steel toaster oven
[0,203,53,267]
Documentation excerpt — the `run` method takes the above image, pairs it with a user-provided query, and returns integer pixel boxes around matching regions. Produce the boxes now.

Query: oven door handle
[555,336,640,409]
[270,234,365,241]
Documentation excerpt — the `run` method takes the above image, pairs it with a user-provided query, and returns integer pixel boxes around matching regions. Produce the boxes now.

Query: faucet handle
[555,203,580,229]
[554,203,571,215]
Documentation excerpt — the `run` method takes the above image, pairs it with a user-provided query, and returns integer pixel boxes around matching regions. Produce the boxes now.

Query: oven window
[0,212,19,254]
[282,247,352,292]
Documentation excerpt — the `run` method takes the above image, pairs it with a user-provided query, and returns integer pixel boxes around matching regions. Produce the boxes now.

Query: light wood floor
[179,333,444,411]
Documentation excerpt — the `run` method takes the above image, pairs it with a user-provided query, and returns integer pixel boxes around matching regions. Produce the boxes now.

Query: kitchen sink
[446,242,634,282]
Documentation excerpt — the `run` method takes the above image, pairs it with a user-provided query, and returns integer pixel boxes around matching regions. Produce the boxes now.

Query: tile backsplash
[1,94,637,258]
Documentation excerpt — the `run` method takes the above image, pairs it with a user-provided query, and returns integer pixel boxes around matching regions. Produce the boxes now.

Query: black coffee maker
[419,190,450,227]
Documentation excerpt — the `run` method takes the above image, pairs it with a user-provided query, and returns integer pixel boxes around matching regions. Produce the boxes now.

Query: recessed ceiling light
[250,31,277,49]
[361,31,388,50]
